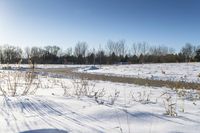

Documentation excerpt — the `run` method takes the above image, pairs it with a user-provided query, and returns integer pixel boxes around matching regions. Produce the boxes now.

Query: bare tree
[30,47,44,66]
[2,45,22,63]
[93,48,96,65]
[74,41,88,57]
[137,43,142,55]
[0,46,3,63]
[24,47,31,60]
[66,47,73,56]
[117,40,126,56]
[106,40,115,55]
[44,45,60,56]
[141,42,149,55]
[31,47,44,58]
[132,43,143,56]
[106,40,126,56]
[149,45,174,56]
[132,43,138,56]
[181,43,194,62]
[169,48,175,54]
[98,44,102,65]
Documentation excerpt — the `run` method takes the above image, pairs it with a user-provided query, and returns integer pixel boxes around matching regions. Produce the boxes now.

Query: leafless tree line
[106,40,127,56]
[0,41,199,64]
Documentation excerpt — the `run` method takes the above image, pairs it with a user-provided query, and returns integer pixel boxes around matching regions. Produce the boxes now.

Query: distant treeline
[1,40,200,64]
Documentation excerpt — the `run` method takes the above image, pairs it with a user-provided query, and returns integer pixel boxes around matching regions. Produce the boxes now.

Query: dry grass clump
[108,89,120,105]
[0,63,40,97]
[161,92,178,116]
[93,88,105,104]
[130,90,152,104]
[61,81,70,96]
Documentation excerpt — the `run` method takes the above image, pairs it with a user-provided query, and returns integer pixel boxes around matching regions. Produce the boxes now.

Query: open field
[0,63,200,133]
[3,62,200,84]
[77,63,200,83]
[2,0,200,132]
[25,63,200,90]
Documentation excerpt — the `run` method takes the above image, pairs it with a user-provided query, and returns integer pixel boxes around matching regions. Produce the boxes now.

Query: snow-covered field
[0,68,200,133]
[0,64,90,69]
[3,63,200,83]
[79,63,200,83]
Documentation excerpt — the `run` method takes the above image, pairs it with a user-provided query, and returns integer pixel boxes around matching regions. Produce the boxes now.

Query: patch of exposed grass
[36,68,200,90]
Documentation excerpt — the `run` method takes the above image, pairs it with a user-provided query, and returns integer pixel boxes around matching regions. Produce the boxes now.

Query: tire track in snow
[33,96,119,132]
[29,97,103,132]
[0,97,16,133]
[18,97,68,131]
[2,96,20,133]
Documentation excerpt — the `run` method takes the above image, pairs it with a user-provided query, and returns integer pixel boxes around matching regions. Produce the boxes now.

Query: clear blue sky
[0,0,200,50]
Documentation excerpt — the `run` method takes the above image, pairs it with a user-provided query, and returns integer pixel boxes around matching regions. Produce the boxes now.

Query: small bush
[161,92,177,116]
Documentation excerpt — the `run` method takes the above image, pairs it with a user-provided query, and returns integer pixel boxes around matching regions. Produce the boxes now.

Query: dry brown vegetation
[36,67,200,90]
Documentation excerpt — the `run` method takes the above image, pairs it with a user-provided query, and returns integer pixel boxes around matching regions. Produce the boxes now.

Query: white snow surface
[3,63,200,83]
[0,71,200,133]
[78,63,200,83]
[0,64,90,69]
